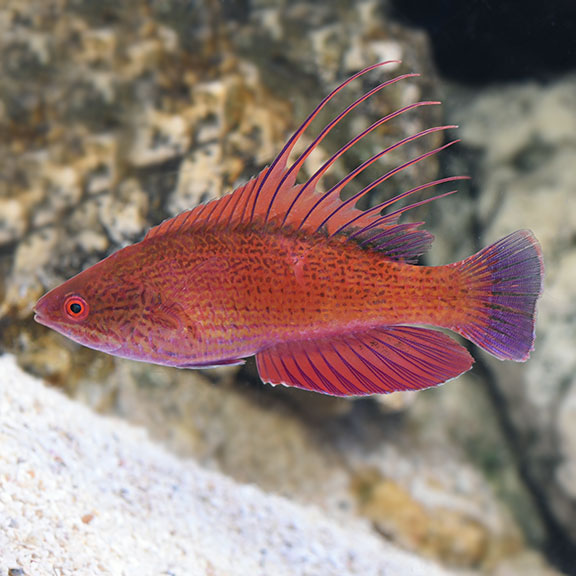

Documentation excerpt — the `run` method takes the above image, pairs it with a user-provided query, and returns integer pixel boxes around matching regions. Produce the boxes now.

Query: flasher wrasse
[34,62,544,396]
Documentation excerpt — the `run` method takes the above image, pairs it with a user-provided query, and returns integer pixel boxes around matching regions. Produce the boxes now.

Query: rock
[0,355,453,576]
[443,74,576,563]
[0,198,27,244]
[491,551,567,576]
[99,359,542,574]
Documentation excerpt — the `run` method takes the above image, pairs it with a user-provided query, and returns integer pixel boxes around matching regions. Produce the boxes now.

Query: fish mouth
[33,309,53,329]
[32,301,46,325]
[34,312,47,325]
[33,298,55,329]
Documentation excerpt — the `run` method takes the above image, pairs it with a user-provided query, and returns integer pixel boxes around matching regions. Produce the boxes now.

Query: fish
[34,61,544,396]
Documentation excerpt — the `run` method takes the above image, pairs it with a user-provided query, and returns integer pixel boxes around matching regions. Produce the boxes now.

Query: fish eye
[64,295,89,320]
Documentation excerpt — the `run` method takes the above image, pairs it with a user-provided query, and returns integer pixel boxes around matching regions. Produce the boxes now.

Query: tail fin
[455,230,544,362]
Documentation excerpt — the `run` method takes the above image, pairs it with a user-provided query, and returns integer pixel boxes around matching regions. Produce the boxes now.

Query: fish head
[34,247,155,357]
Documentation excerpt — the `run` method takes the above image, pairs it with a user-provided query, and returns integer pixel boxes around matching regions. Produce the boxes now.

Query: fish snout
[33,298,48,326]
[32,292,56,327]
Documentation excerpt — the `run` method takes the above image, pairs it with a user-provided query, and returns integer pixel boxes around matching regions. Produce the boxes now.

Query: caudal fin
[455,230,544,361]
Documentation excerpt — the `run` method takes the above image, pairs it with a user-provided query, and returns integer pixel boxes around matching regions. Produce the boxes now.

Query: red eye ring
[64,295,89,321]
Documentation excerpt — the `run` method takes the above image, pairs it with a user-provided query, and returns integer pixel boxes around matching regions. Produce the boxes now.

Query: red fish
[34,62,544,396]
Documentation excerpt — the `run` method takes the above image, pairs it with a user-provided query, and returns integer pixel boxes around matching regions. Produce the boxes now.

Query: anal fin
[256,326,473,396]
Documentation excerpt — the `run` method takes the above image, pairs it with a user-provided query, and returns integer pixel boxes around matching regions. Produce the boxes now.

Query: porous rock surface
[0,354,451,576]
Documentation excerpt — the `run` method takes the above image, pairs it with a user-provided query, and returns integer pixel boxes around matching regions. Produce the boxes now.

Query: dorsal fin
[145,167,272,241]
[145,61,466,262]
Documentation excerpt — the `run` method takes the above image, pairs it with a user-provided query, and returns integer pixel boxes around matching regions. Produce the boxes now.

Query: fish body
[34,62,544,396]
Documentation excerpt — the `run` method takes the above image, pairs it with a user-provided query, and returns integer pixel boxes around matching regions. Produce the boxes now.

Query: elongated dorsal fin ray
[289,131,459,236]
[249,61,407,225]
[145,61,465,264]
[279,103,443,229]
[261,73,422,226]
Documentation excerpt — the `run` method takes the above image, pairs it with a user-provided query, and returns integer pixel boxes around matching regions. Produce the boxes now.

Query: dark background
[390,0,576,83]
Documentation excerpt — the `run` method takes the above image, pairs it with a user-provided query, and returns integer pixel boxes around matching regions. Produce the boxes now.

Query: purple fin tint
[456,230,544,361]
[256,326,473,397]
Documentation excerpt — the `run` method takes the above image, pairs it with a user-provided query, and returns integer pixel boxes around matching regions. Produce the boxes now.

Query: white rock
[0,355,453,576]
